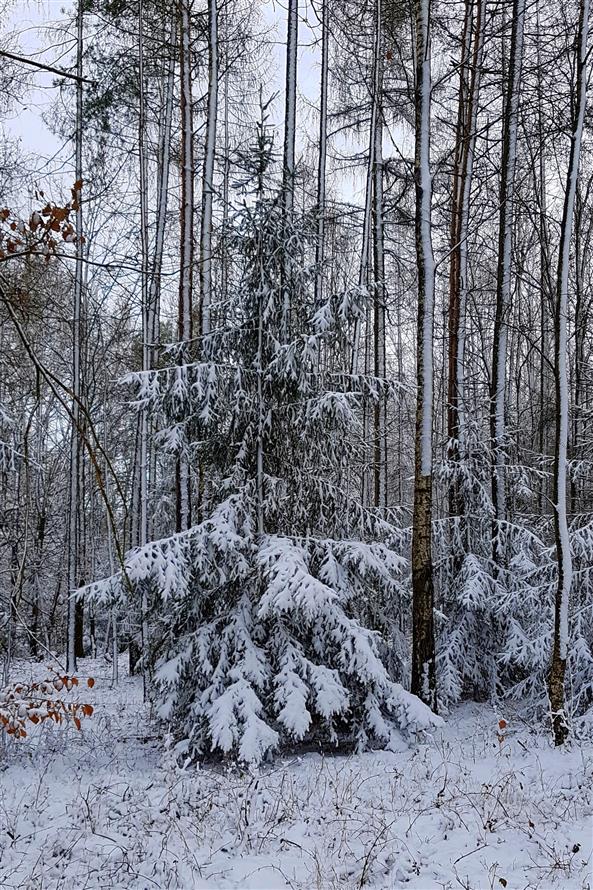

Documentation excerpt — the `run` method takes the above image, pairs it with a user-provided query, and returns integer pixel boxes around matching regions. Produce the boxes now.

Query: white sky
[2,0,369,204]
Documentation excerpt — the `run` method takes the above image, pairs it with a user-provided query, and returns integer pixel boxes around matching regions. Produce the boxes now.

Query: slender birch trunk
[411,0,437,710]
[549,0,589,746]
[490,0,525,567]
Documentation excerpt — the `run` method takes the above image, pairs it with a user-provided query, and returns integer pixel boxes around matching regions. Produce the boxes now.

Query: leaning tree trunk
[549,0,589,746]
[410,0,437,710]
[490,0,525,569]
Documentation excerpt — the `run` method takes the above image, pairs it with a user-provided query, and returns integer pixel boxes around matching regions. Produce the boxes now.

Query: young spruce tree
[88,109,441,763]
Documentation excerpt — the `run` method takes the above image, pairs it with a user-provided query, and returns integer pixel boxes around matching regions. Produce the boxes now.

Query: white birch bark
[549,0,589,745]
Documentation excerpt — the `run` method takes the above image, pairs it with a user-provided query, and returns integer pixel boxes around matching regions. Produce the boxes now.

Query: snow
[0,656,590,889]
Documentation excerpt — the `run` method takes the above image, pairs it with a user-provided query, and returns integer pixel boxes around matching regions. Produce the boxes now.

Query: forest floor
[0,656,591,890]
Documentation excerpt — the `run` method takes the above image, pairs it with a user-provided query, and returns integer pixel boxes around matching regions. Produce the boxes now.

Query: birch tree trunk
[411,0,437,710]
[549,0,589,746]
[490,0,525,567]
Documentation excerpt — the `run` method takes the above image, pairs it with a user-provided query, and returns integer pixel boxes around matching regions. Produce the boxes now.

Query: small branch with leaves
[0,673,95,739]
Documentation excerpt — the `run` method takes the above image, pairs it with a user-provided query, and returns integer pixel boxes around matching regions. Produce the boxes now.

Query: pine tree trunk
[411,0,437,711]
[67,0,84,673]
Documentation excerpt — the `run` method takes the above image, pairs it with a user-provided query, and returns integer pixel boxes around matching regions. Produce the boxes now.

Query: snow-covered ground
[0,657,591,889]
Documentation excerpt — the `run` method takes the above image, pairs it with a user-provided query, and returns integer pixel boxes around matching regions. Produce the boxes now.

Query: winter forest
[0,0,592,886]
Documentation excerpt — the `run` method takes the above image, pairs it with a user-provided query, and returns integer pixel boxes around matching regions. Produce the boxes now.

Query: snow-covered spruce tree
[87,110,441,763]
[436,424,593,729]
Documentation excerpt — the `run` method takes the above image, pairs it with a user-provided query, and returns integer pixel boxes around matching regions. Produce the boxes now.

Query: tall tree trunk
[176,0,194,532]
[372,0,386,510]
[411,0,437,711]
[350,12,380,378]
[281,0,298,338]
[314,0,329,310]
[148,15,175,540]
[490,0,525,568]
[138,0,150,696]
[67,0,84,673]
[447,0,484,526]
[549,0,589,747]
[199,0,218,345]
[283,0,298,217]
